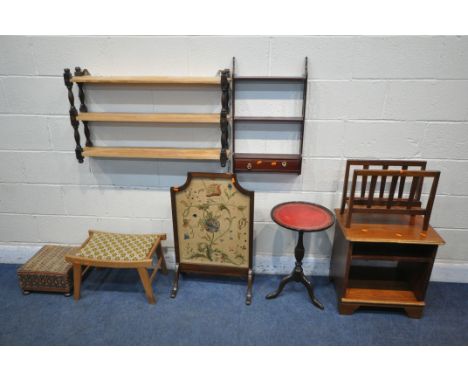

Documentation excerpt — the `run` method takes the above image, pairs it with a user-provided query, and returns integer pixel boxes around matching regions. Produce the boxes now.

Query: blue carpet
[0,263,467,345]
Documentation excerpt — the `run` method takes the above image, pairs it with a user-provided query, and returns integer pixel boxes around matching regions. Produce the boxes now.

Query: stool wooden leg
[157,245,168,275]
[73,264,82,301]
[137,267,156,304]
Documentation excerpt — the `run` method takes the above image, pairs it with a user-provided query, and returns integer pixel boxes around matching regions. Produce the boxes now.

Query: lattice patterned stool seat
[17,245,78,296]
[65,230,167,304]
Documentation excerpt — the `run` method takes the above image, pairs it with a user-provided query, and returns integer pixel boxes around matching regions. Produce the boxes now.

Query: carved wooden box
[17,246,78,295]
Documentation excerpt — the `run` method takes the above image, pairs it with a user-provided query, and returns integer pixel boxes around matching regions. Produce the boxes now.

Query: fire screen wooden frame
[170,172,254,304]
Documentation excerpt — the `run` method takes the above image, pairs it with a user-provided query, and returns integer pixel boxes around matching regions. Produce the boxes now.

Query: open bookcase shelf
[330,210,444,318]
[63,67,230,165]
[343,285,423,306]
[231,57,308,174]
[344,266,424,306]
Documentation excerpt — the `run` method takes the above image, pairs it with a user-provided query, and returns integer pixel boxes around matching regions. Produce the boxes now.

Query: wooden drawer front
[234,157,301,173]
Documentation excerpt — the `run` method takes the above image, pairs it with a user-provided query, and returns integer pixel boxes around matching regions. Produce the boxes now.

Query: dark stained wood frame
[340,160,440,231]
[170,172,255,305]
[231,57,308,175]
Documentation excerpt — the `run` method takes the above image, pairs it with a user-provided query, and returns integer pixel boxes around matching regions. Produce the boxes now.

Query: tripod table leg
[266,272,293,299]
[300,273,324,310]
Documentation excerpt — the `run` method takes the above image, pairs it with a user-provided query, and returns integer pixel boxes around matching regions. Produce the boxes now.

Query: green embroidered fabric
[174,177,251,268]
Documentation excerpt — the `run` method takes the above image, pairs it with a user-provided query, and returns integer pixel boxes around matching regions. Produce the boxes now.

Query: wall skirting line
[1,244,467,283]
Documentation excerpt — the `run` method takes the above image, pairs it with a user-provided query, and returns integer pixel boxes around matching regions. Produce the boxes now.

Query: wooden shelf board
[234,153,301,160]
[343,287,424,307]
[234,169,301,174]
[234,76,306,82]
[234,116,303,123]
[71,76,220,85]
[77,112,219,124]
[334,209,445,245]
[351,254,431,262]
[83,147,224,160]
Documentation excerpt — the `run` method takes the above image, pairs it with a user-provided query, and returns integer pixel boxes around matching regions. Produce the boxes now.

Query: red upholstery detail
[272,202,333,231]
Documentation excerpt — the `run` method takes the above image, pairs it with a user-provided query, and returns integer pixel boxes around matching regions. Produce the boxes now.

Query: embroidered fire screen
[171,172,254,304]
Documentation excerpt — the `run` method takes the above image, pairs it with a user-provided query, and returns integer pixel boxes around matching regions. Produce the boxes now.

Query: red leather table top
[271,202,335,232]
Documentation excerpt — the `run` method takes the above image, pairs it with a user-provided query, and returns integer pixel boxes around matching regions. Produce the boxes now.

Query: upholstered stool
[17,245,78,296]
[65,230,167,304]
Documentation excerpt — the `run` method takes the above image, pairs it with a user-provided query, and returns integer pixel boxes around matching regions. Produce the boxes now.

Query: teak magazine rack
[340,160,440,230]
[231,57,308,174]
[63,67,230,167]
[331,160,444,318]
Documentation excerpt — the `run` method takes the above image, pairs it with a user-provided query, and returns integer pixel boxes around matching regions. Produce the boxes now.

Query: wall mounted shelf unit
[231,57,308,174]
[63,67,230,166]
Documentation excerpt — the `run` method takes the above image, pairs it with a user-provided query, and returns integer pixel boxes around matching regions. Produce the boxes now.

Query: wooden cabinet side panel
[330,225,352,300]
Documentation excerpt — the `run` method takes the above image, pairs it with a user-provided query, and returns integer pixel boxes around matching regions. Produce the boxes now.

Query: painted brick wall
[0,36,467,280]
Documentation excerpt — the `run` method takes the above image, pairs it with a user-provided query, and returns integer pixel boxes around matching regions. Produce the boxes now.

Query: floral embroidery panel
[175,177,251,268]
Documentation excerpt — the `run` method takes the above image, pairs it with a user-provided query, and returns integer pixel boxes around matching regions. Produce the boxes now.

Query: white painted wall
[0,36,467,281]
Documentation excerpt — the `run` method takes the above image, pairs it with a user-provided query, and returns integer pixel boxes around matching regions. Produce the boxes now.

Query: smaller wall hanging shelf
[232,57,308,174]
[63,67,230,166]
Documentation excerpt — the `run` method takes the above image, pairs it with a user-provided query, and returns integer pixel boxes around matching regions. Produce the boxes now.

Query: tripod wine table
[266,202,335,310]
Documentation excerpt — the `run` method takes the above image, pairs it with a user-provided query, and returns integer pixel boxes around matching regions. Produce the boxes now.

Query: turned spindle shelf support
[220,69,230,167]
[63,68,84,163]
[74,67,92,148]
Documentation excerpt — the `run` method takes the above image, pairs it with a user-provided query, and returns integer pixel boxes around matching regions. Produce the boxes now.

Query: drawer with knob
[233,154,302,174]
